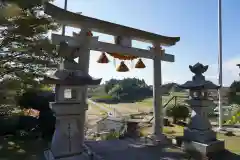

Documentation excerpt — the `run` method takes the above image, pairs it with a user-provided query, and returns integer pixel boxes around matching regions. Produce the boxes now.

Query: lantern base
[44,149,89,160]
[183,139,225,156]
[173,136,225,156]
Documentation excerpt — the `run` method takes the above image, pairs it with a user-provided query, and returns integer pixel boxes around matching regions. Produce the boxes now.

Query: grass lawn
[0,112,48,160]
[136,92,188,108]
[0,135,48,160]
[217,133,240,154]
[141,125,240,155]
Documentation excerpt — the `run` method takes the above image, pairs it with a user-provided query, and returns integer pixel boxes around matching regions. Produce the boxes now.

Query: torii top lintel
[44,3,180,46]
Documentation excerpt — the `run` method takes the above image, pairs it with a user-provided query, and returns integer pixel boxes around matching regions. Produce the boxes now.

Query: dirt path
[107,103,152,115]
[87,100,153,118]
[86,105,105,128]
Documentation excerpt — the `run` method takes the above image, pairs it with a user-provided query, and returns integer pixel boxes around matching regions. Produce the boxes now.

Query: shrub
[17,89,56,141]
[0,105,16,116]
[17,89,54,111]
[39,109,56,141]
[225,105,240,125]
[225,112,240,125]
[103,130,120,140]
[0,115,19,135]
[166,104,190,123]
[228,81,240,104]
[17,115,39,131]
[0,114,39,136]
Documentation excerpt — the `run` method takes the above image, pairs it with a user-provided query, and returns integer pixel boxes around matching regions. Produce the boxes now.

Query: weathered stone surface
[50,103,87,115]
[84,139,190,160]
[184,128,216,143]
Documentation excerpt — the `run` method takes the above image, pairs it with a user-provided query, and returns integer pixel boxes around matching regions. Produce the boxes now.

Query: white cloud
[205,56,240,86]
[223,57,240,85]
[159,57,240,87]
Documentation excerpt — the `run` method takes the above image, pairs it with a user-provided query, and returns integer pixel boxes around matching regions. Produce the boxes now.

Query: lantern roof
[42,69,102,86]
[178,63,220,90]
[178,80,220,90]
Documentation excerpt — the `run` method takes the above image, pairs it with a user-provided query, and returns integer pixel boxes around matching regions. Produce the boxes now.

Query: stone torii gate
[44,2,179,142]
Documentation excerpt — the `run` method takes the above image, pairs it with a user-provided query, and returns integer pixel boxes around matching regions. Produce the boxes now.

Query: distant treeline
[88,78,185,103]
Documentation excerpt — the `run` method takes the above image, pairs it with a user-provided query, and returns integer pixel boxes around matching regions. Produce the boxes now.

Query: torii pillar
[152,44,164,136]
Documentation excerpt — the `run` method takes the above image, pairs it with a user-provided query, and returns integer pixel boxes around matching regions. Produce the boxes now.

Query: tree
[166,104,189,123]
[228,80,240,104]
[0,78,22,107]
[106,78,152,102]
[0,0,60,89]
[104,79,119,94]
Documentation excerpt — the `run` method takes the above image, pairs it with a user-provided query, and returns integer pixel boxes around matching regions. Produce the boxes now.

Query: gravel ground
[85,139,190,160]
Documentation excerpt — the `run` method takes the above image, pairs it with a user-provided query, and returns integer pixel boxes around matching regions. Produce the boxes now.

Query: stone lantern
[42,39,102,160]
[178,63,224,155]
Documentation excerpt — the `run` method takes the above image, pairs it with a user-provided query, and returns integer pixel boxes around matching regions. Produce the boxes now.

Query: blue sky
[52,0,240,86]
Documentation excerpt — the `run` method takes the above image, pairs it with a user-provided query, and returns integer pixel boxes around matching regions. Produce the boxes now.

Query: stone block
[44,150,90,160]
[183,139,225,155]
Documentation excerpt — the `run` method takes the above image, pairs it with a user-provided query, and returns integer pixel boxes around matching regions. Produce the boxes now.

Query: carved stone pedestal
[183,100,217,144]
[181,100,225,155]
[183,139,225,155]
[44,103,87,160]
[44,150,89,160]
